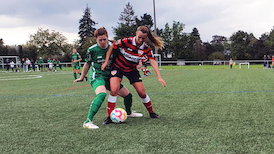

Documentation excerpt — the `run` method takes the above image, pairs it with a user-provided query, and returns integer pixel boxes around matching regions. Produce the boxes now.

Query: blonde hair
[137,26,164,49]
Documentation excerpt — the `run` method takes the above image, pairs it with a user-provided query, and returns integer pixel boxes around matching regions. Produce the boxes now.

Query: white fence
[0,60,271,72]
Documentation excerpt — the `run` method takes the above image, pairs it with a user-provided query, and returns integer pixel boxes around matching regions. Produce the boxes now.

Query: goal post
[153,54,162,69]
[0,56,19,69]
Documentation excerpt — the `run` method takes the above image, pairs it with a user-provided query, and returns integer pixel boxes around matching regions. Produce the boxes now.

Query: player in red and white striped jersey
[101,25,167,124]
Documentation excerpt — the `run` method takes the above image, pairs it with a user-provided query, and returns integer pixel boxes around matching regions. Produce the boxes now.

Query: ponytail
[137,26,164,49]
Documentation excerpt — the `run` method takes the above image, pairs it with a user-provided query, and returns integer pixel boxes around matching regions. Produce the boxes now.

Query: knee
[138,92,146,98]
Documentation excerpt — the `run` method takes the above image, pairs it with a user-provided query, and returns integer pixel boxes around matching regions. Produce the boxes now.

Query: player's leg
[83,78,107,129]
[132,81,161,119]
[102,77,122,125]
[73,64,77,79]
[117,86,143,117]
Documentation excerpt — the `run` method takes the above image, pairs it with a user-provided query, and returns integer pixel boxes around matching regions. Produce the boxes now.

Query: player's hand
[158,78,167,87]
[73,78,83,83]
[101,62,107,71]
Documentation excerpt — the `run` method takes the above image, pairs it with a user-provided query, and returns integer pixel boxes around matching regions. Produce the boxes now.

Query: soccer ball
[110,108,127,123]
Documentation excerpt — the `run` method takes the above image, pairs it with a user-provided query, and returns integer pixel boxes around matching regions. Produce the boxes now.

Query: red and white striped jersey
[113,37,154,72]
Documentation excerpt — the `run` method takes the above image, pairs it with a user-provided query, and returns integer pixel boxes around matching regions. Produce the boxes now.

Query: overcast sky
[1,0,274,45]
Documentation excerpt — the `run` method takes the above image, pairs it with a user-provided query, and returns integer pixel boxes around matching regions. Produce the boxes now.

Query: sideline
[1,90,274,99]
[0,75,42,81]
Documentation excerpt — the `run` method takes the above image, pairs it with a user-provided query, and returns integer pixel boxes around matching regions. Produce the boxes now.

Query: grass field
[1,67,274,153]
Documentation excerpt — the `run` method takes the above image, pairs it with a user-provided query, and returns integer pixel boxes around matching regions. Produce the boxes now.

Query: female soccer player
[101,25,167,124]
[74,27,142,129]
[71,48,87,81]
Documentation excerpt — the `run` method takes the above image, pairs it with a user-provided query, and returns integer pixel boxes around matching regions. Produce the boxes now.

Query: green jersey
[37,59,44,65]
[85,43,112,81]
[72,52,81,66]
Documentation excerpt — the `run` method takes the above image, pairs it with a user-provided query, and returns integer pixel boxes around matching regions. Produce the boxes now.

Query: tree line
[1,2,274,62]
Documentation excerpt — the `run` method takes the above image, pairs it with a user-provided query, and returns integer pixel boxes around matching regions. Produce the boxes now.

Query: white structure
[239,62,250,69]
[0,56,19,68]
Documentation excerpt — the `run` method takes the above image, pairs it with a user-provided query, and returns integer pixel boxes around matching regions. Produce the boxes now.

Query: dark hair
[94,27,108,38]
[137,25,164,49]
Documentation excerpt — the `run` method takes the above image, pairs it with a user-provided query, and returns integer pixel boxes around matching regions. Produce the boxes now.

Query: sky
[1,0,274,45]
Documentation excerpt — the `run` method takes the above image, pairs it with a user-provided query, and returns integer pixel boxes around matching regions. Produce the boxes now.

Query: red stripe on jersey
[113,37,153,71]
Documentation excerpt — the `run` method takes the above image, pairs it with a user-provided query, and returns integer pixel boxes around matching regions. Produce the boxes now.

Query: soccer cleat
[83,120,99,129]
[102,117,113,125]
[150,72,152,75]
[127,111,143,118]
[150,112,161,119]
[85,76,88,81]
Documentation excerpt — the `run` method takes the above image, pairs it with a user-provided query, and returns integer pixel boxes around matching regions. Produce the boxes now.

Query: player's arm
[149,58,166,87]
[73,62,90,82]
[136,60,142,70]
[101,45,114,70]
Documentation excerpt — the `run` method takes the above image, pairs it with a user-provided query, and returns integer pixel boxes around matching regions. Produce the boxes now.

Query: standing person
[22,58,26,72]
[5,58,10,72]
[263,55,267,68]
[16,59,21,72]
[72,48,87,81]
[37,57,44,71]
[47,58,53,72]
[272,55,274,70]
[101,25,167,124]
[52,58,57,72]
[26,58,31,72]
[57,59,62,71]
[140,57,152,76]
[229,58,233,69]
[10,60,15,72]
[31,59,36,72]
[73,27,142,129]
[268,55,272,68]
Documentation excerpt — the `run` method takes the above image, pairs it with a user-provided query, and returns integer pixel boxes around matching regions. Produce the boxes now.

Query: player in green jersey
[74,27,142,129]
[71,48,87,81]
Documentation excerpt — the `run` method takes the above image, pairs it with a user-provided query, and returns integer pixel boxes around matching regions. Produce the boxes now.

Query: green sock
[124,93,132,115]
[86,93,106,123]
[74,73,77,79]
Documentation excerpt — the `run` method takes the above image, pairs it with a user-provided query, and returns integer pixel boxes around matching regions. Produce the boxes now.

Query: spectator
[268,55,272,68]
[229,58,233,69]
[10,60,15,72]
[16,59,21,72]
[263,55,267,68]
[5,58,10,72]
[26,58,31,72]
[31,59,36,72]
[37,57,44,71]
[22,58,26,72]
[57,59,62,71]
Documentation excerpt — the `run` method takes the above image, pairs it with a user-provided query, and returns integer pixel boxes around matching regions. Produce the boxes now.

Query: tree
[119,2,137,26]
[191,27,200,39]
[230,30,257,59]
[28,28,69,58]
[136,13,153,28]
[193,39,206,60]
[113,3,138,40]
[161,21,187,59]
[78,4,97,46]
[208,52,225,60]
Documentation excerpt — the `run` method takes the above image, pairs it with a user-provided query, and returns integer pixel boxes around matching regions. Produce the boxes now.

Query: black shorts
[110,65,142,84]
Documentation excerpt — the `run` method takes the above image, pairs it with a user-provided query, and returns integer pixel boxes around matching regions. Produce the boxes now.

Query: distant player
[71,48,87,81]
[47,58,53,72]
[140,57,152,76]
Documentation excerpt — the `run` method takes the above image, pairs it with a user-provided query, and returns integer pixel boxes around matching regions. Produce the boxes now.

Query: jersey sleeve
[113,37,131,50]
[144,45,154,60]
[85,49,93,65]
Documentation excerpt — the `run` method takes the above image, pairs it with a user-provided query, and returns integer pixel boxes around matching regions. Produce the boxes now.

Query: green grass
[1,68,274,153]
